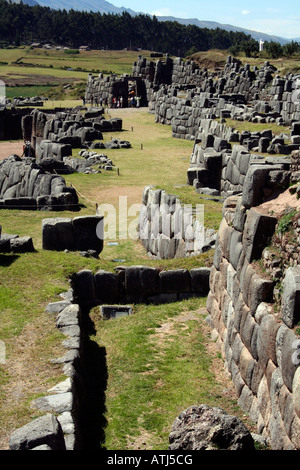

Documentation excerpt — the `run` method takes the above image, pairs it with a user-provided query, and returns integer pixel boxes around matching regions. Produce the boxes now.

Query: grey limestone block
[159,269,190,294]
[125,265,159,296]
[281,266,300,328]
[94,269,120,303]
[242,208,277,262]
[42,217,74,251]
[9,414,66,451]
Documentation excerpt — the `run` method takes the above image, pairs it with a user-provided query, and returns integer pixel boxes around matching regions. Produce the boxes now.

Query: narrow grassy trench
[78,299,255,450]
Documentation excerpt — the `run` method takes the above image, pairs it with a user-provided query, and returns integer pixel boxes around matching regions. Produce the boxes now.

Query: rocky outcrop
[169,404,255,450]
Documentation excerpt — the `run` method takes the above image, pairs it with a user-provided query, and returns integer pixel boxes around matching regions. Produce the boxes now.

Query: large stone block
[281,266,300,328]
[242,165,281,208]
[281,329,299,393]
[125,265,158,297]
[72,215,104,254]
[42,217,75,251]
[9,414,66,450]
[159,269,190,294]
[71,269,95,303]
[169,404,254,450]
[257,314,280,369]
[190,268,211,295]
[94,270,120,303]
[242,208,277,262]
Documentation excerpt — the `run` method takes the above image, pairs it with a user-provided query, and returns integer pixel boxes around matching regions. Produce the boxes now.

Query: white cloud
[242,9,250,15]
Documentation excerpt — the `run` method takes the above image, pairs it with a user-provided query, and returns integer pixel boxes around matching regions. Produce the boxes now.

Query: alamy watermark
[0,340,5,365]
[292,340,300,366]
[95,197,205,250]
[292,78,300,106]
[0,80,6,106]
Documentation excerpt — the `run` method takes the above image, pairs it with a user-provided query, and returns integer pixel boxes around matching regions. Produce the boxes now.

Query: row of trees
[263,40,300,59]
[229,39,300,59]
[0,0,258,55]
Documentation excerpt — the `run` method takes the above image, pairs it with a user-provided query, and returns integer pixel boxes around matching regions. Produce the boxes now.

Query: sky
[111,0,300,39]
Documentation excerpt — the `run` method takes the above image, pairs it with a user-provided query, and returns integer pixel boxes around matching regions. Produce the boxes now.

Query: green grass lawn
[87,298,245,450]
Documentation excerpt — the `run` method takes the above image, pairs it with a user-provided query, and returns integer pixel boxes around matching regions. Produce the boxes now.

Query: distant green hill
[24,0,293,45]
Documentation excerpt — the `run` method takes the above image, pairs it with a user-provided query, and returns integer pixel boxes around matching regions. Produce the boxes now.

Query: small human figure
[22,140,32,158]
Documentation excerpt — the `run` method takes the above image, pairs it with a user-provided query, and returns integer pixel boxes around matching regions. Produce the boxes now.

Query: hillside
[6,0,295,45]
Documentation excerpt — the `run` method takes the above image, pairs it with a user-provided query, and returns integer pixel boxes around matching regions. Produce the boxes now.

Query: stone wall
[42,215,104,255]
[8,264,211,450]
[71,264,211,308]
[138,186,216,259]
[9,295,84,450]
[0,155,79,211]
[187,118,292,200]
[206,193,300,450]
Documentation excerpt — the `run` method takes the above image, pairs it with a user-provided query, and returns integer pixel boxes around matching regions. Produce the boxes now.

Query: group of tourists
[82,90,141,109]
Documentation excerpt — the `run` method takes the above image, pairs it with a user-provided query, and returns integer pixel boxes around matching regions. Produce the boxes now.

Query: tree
[264,41,283,59]
[282,41,300,58]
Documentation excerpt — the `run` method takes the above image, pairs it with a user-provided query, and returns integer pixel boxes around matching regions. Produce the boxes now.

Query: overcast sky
[112,0,300,38]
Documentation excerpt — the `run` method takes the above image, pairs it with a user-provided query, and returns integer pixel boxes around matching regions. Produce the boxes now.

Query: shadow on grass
[78,309,108,450]
[0,254,20,267]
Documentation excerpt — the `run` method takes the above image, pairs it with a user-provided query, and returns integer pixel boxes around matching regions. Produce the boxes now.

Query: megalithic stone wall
[138,186,216,259]
[206,193,300,450]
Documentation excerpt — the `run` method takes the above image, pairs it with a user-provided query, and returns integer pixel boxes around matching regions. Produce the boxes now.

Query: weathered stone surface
[42,215,104,254]
[9,414,66,450]
[56,304,81,329]
[31,392,73,414]
[257,314,280,368]
[189,268,211,295]
[42,217,75,251]
[281,329,299,392]
[94,269,120,303]
[72,215,104,254]
[169,404,255,450]
[71,269,95,302]
[0,155,78,211]
[281,266,300,328]
[9,236,34,253]
[159,269,190,294]
[125,265,158,296]
[242,208,277,262]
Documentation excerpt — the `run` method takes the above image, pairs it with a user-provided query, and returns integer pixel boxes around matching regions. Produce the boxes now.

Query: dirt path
[0,141,23,161]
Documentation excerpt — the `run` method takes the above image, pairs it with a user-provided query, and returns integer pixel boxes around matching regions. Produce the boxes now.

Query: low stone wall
[8,264,210,450]
[42,215,104,255]
[206,195,300,450]
[187,119,292,201]
[0,231,34,253]
[0,155,79,211]
[71,265,211,308]
[9,294,84,450]
[138,186,216,259]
